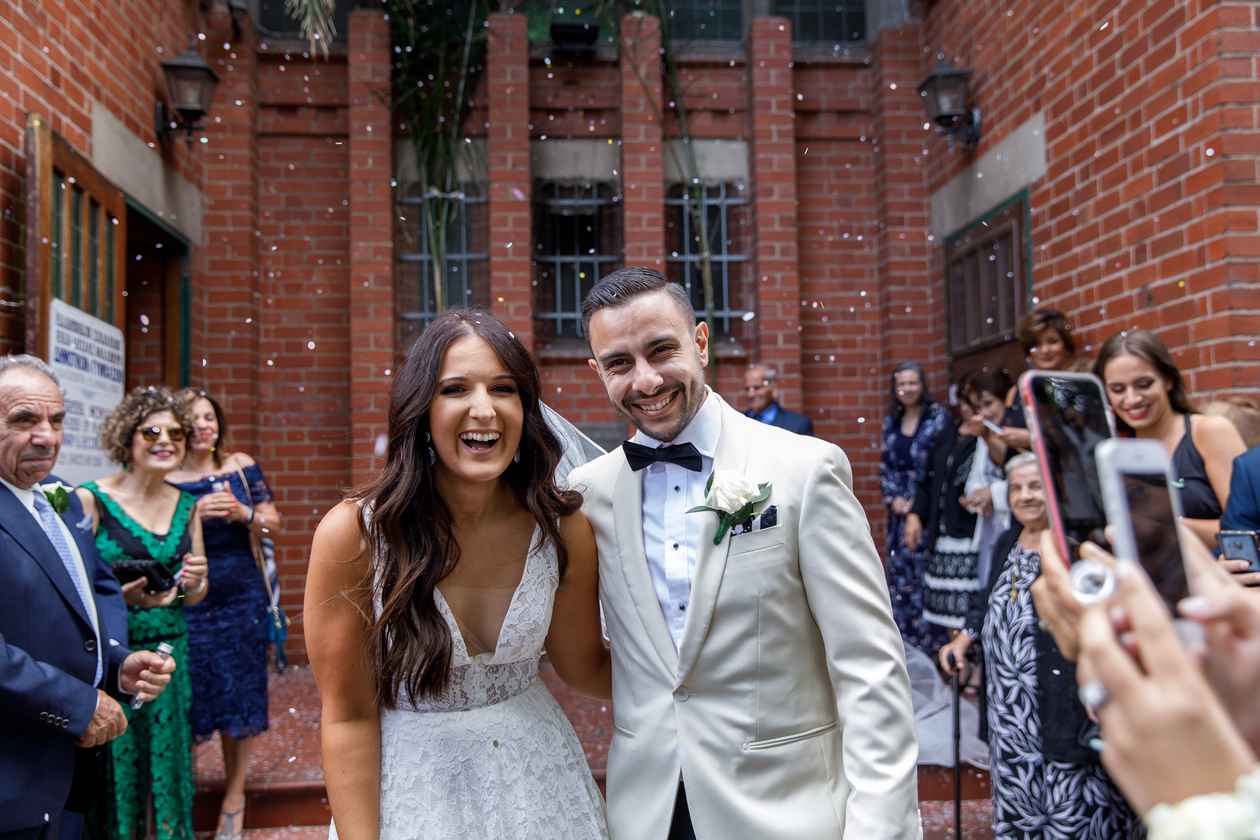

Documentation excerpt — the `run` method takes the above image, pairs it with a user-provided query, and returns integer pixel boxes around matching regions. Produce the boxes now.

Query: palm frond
[284,0,337,56]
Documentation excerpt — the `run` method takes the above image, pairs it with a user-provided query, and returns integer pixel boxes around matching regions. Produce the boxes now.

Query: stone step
[219,803,993,840]
[196,667,992,836]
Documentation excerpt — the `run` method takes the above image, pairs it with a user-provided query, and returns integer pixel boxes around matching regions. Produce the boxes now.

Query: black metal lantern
[155,44,220,146]
[918,60,981,149]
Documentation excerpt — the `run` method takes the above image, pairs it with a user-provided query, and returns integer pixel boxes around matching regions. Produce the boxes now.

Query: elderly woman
[939,453,1139,838]
[168,389,280,840]
[76,387,207,840]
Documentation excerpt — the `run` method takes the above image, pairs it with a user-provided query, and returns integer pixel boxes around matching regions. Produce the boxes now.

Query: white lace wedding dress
[331,527,608,840]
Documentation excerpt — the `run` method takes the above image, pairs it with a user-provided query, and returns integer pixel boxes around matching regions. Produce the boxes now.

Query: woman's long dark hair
[177,388,228,468]
[358,309,581,708]
[887,361,932,421]
[1093,329,1197,433]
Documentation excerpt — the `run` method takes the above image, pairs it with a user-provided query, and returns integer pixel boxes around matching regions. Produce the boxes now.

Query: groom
[569,268,920,839]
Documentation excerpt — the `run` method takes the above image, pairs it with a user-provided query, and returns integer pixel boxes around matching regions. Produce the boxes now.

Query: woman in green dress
[76,386,208,840]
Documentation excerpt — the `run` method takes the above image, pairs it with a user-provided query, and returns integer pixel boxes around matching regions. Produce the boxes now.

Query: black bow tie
[622,440,703,472]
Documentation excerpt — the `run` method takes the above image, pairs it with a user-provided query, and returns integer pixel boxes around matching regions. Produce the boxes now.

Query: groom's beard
[618,383,706,443]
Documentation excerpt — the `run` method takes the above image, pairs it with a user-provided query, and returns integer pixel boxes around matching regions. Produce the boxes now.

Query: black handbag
[234,466,289,672]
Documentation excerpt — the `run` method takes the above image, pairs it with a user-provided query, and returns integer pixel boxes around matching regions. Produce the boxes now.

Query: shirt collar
[631,387,721,460]
[0,476,36,510]
[755,402,780,424]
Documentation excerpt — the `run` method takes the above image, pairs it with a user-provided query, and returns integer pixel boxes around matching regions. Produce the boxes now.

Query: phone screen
[1028,375,1113,558]
[1122,471,1189,610]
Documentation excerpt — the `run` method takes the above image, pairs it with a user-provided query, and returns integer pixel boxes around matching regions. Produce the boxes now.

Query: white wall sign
[48,297,125,485]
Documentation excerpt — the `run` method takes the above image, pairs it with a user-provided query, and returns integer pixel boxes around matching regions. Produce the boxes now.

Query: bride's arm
[545,511,612,699]
[305,500,380,840]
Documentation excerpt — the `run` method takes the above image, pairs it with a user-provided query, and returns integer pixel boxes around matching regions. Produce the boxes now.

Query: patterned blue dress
[880,402,951,654]
[170,463,271,740]
[983,543,1141,838]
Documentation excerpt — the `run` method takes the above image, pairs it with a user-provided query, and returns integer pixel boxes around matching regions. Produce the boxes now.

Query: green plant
[294,0,491,315]
[285,0,337,55]
[389,0,490,312]
[292,0,719,334]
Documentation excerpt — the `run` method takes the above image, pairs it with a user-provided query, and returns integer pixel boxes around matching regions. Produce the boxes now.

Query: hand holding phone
[1218,530,1260,575]
[980,418,1004,436]
[1020,371,1115,571]
[1097,439,1201,644]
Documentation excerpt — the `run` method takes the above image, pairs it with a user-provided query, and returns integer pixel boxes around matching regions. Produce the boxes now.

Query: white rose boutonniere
[41,481,72,515]
[688,470,772,545]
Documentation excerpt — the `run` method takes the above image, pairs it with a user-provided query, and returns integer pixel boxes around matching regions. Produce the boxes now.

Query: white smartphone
[980,418,1004,435]
[1096,439,1201,642]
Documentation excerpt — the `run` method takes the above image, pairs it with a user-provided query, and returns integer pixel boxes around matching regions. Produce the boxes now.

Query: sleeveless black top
[1171,414,1223,520]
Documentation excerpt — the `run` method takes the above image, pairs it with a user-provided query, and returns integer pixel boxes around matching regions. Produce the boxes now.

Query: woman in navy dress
[880,361,951,655]
[168,390,282,840]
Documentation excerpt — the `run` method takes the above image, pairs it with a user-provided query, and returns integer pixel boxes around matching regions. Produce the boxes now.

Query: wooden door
[23,114,127,356]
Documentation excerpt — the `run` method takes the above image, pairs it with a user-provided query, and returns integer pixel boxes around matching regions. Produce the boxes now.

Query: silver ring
[1037,618,1049,632]
[1070,559,1116,605]
[1078,679,1110,712]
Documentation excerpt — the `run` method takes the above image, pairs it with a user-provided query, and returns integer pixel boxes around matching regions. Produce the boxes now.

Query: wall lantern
[917,60,981,149]
[155,44,220,146]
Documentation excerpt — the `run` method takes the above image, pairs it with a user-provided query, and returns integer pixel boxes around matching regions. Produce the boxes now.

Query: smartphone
[980,418,1004,435]
[1219,530,1260,573]
[1020,371,1116,568]
[1097,439,1191,610]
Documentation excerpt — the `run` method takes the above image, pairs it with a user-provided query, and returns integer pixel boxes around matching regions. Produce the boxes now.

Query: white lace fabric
[333,524,608,840]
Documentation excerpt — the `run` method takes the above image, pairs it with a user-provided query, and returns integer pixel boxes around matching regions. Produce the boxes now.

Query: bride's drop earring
[513,449,521,464]
[425,431,436,465]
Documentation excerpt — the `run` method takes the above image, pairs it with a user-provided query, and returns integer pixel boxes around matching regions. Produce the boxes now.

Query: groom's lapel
[613,455,679,676]
[675,398,749,687]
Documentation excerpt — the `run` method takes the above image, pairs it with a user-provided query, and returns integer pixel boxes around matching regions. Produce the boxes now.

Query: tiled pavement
[198,667,994,838]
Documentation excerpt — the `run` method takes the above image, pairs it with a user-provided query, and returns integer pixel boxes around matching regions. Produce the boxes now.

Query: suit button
[84,639,96,653]
[676,689,690,702]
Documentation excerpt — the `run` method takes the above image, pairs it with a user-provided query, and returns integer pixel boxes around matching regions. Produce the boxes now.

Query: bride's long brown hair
[359,310,581,707]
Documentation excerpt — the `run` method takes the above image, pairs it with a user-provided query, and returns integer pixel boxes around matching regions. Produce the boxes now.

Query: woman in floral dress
[880,361,951,654]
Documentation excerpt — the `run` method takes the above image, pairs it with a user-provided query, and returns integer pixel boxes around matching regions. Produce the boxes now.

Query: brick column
[197,9,260,455]
[872,22,937,382]
[749,18,801,409]
[620,13,665,271]
[487,13,533,348]
[348,9,394,486]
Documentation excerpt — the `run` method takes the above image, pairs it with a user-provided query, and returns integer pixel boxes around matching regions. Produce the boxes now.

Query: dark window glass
[944,197,1029,360]
[666,0,744,42]
[665,182,751,338]
[256,0,354,42]
[533,181,623,339]
[396,184,489,351]
[771,0,866,43]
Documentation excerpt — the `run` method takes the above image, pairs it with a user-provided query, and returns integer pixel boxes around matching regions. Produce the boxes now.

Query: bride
[304,310,611,839]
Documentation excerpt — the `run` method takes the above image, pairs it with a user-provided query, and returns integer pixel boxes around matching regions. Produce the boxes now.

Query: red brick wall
[0,1,203,352]
[347,9,393,489]
[487,13,533,348]
[749,18,803,412]
[620,13,666,271]
[922,0,1260,399]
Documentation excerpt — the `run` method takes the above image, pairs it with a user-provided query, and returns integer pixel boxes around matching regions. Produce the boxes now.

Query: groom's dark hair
[581,267,697,339]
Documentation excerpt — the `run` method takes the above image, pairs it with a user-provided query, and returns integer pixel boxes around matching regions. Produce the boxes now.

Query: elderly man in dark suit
[743,363,814,436]
[0,355,174,840]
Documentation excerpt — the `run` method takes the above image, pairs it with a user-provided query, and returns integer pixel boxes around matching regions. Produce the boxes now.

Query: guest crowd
[883,307,1260,838]
[0,357,280,840]
[7,299,1260,840]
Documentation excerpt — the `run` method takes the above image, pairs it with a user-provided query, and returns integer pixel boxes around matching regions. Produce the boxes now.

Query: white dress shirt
[2,477,102,685]
[632,389,721,648]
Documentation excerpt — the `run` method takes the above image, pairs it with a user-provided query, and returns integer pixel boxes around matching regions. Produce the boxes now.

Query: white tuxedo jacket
[569,397,921,840]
